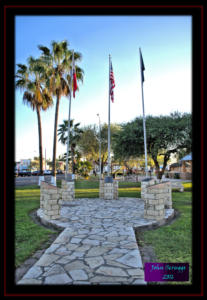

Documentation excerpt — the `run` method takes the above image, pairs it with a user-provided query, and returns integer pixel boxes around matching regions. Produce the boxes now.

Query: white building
[17,159,31,171]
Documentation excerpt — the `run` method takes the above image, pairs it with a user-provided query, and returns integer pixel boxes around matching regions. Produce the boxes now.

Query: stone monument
[141,178,172,220]
[99,176,118,200]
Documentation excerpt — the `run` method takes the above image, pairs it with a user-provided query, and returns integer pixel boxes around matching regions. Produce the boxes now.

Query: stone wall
[141,179,172,220]
[141,178,156,199]
[40,181,60,220]
[99,180,104,199]
[99,180,118,200]
[119,175,139,182]
[59,180,75,204]
[165,172,191,180]
[40,180,75,220]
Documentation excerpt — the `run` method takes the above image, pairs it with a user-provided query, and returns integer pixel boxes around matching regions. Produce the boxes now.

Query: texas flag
[72,51,78,98]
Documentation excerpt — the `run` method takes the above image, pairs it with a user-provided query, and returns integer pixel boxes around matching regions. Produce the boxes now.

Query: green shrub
[174,173,180,179]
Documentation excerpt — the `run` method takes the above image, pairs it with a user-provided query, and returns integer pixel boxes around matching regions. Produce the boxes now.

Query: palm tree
[15,58,53,184]
[58,119,83,173]
[38,40,84,185]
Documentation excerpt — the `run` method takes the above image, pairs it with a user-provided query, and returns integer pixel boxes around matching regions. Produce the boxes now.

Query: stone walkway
[17,198,174,285]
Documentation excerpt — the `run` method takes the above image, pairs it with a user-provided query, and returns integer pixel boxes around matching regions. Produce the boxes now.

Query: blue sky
[15,16,192,161]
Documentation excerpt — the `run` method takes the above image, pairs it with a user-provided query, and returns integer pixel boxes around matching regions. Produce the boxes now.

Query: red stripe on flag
[73,71,77,98]
[110,62,115,102]
[72,51,78,98]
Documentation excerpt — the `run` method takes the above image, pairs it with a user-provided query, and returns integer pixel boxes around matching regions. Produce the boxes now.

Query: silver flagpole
[97,114,102,180]
[65,50,73,180]
[139,48,148,177]
[107,54,111,177]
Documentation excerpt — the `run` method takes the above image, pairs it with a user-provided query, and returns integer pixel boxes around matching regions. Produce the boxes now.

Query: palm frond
[61,40,69,52]
[16,64,27,73]
[23,91,36,111]
[74,51,82,62]
[27,81,36,92]
[60,78,70,96]
[41,97,53,111]
[27,56,36,67]
[35,88,43,104]
[76,66,84,83]
[64,49,72,61]
[38,45,51,56]
[15,79,27,88]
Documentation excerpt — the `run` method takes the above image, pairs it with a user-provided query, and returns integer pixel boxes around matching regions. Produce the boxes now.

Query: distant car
[44,170,52,175]
[32,170,40,176]
[56,170,63,174]
[18,170,32,177]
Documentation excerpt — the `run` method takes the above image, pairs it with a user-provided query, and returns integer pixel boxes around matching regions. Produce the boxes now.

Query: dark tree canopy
[113,112,192,178]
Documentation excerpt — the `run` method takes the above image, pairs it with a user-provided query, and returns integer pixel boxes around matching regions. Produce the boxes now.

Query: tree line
[57,112,191,179]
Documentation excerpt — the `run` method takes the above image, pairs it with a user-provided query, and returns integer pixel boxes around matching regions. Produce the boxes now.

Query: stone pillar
[113,180,119,199]
[40,181,60,220]
[144,182,166,220]
[141,178,156,199]
[99,180,104,199]
[99,179,118,200]
[59,179,75,204]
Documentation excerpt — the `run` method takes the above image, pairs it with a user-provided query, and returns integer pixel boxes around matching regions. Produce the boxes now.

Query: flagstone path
[17,198,174,285]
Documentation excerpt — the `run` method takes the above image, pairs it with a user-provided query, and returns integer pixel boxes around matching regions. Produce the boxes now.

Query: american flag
[72,51,78,98]
[109,61,115,103]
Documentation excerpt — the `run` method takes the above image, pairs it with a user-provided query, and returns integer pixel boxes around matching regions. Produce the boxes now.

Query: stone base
[40,180,75,220]
[142,180,172,221]
[59,180,75,203]
[40,181,60,220]
[99,179,118,200]
[144,210,165,220]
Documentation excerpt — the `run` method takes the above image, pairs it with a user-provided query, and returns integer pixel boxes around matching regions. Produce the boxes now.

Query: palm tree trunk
[51,92,60,185]
[36,106,44,185]
[71,146,75,174]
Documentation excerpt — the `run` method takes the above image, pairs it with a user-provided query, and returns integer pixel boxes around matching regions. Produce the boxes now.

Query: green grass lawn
[137,190,192,285]
[15,179,192,279]
[15,185,57,267]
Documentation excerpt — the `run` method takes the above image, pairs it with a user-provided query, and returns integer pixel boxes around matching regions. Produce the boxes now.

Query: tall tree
[58,119,83,173]
[113,112,192,179]
[78,123,120,173]
[38,40,84,185]
[15,58,53,184]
